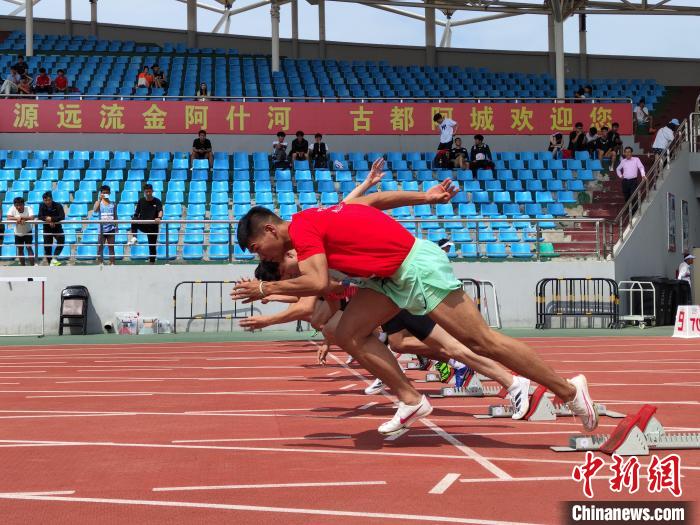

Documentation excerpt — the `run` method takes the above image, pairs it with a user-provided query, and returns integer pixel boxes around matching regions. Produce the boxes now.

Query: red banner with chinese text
[0,100,632,135]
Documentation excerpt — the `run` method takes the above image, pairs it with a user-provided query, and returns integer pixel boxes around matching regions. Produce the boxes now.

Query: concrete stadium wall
[0,133,636,155]
[1,16,699,86]
[0,259,614,336]
[614,147,700,301]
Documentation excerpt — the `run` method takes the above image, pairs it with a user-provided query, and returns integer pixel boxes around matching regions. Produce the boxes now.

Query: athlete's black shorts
[381,310,436,341]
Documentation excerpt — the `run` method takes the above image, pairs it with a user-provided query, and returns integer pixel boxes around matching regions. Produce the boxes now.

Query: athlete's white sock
[507,376,519,392]
[377,332,388,344]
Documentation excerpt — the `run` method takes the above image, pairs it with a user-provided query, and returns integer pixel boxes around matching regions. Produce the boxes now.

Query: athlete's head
[237,206,289,262]
[254,250,299,281]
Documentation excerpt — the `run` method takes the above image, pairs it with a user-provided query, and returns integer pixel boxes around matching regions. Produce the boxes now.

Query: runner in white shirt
[678,254,694,286]
[6,196,35,266]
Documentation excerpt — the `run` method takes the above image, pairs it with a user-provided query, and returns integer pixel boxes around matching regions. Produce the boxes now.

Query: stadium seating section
[0,148,603,262]
[1,32,664,105]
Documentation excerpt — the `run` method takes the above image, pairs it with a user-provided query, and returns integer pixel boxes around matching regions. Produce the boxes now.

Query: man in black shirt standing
[128,184,163,265]
[290,131,309,162]
[38,191,65,266]
[191,129,213,168]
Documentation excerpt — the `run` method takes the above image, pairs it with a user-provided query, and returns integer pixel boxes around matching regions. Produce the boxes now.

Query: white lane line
[0,362,66,365]
[56,380,165,384]
[0,494,541,525]
[460,475,666,484]
[153,481,387,492]
[0,371,46,374]
[359,402,378,410]
[327,371,341,376]
[0,491,76,496]
[429,473,461,495]
[172,435,352,444]
[339,383,357,391]
[27,394,154,399]
[55,376,304,383]
[77,369,174,372]
[324,349,512,481]
[0,382,20,385]
[0,389,314,395]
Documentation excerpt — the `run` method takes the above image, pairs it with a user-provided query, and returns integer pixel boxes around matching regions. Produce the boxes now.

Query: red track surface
[0,336,698,524]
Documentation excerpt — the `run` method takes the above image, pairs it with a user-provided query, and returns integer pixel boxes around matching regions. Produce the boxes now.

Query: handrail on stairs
[614,117,689,246]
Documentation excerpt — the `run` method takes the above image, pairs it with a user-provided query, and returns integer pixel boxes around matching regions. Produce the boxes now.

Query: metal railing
[0,216,615,265]
[690,111,700,153]
[2,93,634,104]
[614,117,689,246]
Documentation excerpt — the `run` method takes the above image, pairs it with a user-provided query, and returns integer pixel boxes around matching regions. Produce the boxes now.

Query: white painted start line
[152,480,387,492]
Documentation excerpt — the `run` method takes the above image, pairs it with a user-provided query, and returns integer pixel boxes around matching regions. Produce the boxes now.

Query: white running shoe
[566,374,599,432]
[128,236,138,246]
[345,355,354,365]
[364,378,384,395]
[507,376,531,420]
[378,394,432,436]
[50,259,61,266]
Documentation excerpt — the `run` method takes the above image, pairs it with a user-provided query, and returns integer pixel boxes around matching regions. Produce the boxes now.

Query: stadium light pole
[65,0,73,37]
[25,0,33,57]
[553,17,565,101]
[318,0,326,59]
[292,0,299,58]
[547,15,555,79]
[89,0,98,38]
[271,1,281,72]
[424,2,435,67]
[579,13,588,81]
[187,0,198,48]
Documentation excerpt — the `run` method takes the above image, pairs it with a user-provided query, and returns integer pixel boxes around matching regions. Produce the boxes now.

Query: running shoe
[50,259,62,266]
[364,378,384,395]
[566,374,599,432]
[378,395,432,436]
[417,355,432,370]
[434,361,454,383]
[507,376,531,420]
[454,366,475,389]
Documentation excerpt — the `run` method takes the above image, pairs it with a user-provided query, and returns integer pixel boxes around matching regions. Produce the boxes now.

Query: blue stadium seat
[511,243,533,259]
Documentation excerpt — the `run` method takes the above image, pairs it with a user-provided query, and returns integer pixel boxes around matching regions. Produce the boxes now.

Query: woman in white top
[651,119,679,156]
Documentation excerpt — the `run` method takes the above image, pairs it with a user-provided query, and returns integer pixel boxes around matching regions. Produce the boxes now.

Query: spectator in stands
[310,133,329,169]
[152,64,167,89]
[53,69,68,94]
[196,82,209,100]
[450,137,469,169]
[271,131,289,169]
[38,191,65,266]
[609,122,623,156]
[137,66,154,89]
[583,85,594,100]
[433,113,458,168]
[18,75,33,95]
[651,119,679,157]
[548,132,563,158]
[129,184,163,265]
[1,66,21,96]
[93,185,117,265]
[290,131,310,162]
[470,134,493,174]
[584,126,599,156]
[34,67,52,94]
[616,147,645,203]
[6,196,35,266]
[567,122,587,154]
[678,254,694,286]
[597,126,618,172]
[191,129,213,168]
[634,99,655,134]
[12,55,28,76]
[573,88,585,103]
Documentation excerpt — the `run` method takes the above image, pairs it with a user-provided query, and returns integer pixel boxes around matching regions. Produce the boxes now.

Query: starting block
[551,404,700,456]
[474,385,625,421]
[424,371,492,383]
[428,371,512,398]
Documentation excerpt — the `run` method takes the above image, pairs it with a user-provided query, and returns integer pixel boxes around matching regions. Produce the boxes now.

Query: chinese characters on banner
[572,451,682,499]
[0,101,632,135]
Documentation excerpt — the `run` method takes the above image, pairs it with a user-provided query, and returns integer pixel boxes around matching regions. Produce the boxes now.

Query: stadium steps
[636,86,700,153]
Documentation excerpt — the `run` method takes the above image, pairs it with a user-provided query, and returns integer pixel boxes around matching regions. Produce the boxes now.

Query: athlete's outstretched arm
[239,296,317,330]
[350,179,459,211]
[343,158,386,203]
[232,254,339,301]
